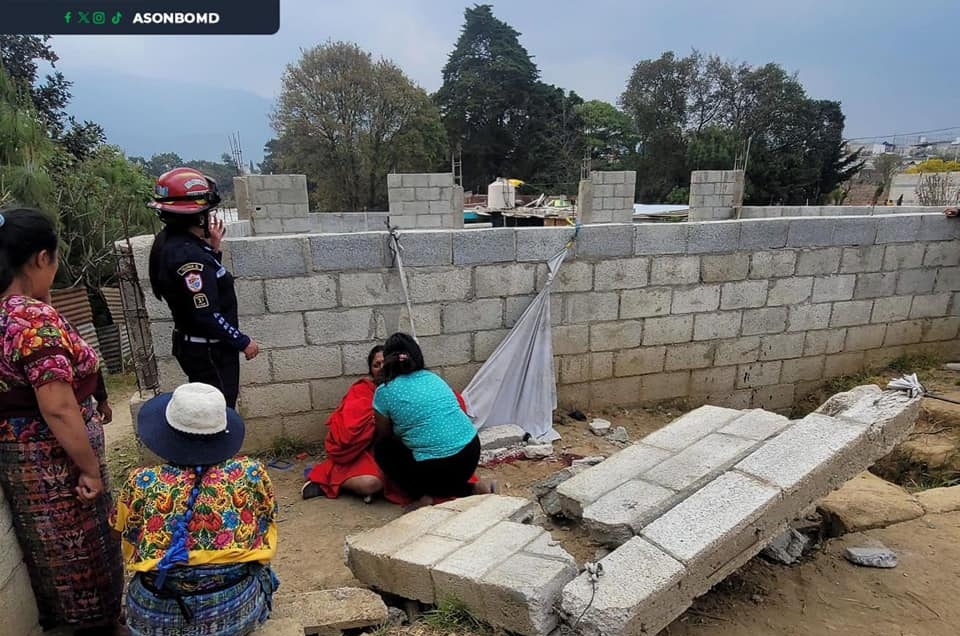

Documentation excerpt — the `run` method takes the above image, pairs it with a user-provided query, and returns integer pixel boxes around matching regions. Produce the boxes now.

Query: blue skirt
[126,563,279,636]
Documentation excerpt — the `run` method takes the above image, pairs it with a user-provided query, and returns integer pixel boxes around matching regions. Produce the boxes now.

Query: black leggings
[374,435,480,500]
[172,341,241,409]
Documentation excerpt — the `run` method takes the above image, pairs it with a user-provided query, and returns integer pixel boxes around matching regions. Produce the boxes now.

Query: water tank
[487,178,516,210]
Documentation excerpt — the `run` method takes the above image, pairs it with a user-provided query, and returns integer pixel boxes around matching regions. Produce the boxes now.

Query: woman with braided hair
[111,383,280,635]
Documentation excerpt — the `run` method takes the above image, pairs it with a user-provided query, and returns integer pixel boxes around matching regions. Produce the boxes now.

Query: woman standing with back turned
[147,167,260,408]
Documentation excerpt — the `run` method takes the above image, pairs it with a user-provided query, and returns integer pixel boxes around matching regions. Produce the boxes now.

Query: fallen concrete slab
[560,386,920,636]
[479,424,526,450]
[345,495,573,636]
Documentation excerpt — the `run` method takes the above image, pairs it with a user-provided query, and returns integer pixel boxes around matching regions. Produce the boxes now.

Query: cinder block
[634,224,688,255]
[400,174,431,188]
[642,315,694,345]
[228,236,308,277]
[701,253,749,282]
[736,361,782,389]
[935,266,960,292]
[418,333,472,366]
[780,356,825,383]
[563,292,619,324]
[871,296,913,323]
[474,329,511,361]
[551,325,589,355]
[767,277,813,306]
[750,251,796,278]
[823,351,866,378]
[590,320,643,351]
[830,300,873,327]
[642,472,780,580]
[480,553,577,636]
[387,231,452,267]
[442,299,503,333]
[479,424,526,450]
[876,215,921,243]
[693,311,742,341]
[854,272,898,299]
[516,228,575,262]
[557,443,673,518]
[686,221,740,253]
[430,173,455,187]
[271,345,341,382]
[720,280,768,310]
[796,248,842,275]
[759,333,805,361]
[664,342,716,371]
[845,325,886,351]
[787,304,832,332]
[910,293,951,318]
[924,242,960,267]
[923,316,960,341]
[883,243,926,271]
[741,307,788,335]
[671,285,720,314]
[505,294,561,328]
[310,376,362,412]
[786,218,836,247]
[882,320,923,346]
[310,233,385,271]
[582,479,677,547]
[339,272,405,307]
[475,263,536,298]
[431,496,536,542]
[918,214,960,241]
[832,217,876,246]
[560,536,687,636]
[739,219,789,250]
[643,432,759,493]
[641,404,742,452]
[577,224,634,258]
[240,382,311,418]
[805,329,847,356]
[242,313,307,348]
[542,260,593,293]
[264,276,337,313]
[453,228,515,265]
[897,269,937,295]
[715,336,760,365]
[689,366,738,396]
[717,409,790,441]
[650,256,700,285]
[619,287,672,319]
[305,308,383,344]
[641,370,692,401]
[387,173,402,189]
[840,245,885,273]
[594,258,650,291]
[812,275,856,303]
[408,268,472,303]
[613,346,665,377]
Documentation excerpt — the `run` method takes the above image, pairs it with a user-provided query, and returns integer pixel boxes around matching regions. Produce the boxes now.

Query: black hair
[147,211,206,300]
[0,208,59,293]
[380,332,425,383]
[366,344,385,376]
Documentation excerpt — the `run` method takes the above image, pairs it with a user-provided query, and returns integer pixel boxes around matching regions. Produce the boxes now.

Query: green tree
[434,4,539,193]
[0,65,56,208]
[575,100,638,169]
[272,41,446,210]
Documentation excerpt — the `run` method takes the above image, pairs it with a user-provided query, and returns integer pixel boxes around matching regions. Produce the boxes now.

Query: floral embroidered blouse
[0,294,104,437]
[110,457,279,572]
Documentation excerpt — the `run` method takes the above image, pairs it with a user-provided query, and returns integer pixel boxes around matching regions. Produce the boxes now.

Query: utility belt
[172,329,220,345]
[138,564,257,622]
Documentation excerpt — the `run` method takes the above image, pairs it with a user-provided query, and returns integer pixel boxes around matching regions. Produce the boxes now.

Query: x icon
[77,12,90,24]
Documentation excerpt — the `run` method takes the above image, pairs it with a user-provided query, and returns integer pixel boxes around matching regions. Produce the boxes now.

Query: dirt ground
[102,365,960,636]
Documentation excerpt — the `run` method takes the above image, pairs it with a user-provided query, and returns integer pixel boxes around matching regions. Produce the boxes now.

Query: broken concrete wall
[125,211,960,453]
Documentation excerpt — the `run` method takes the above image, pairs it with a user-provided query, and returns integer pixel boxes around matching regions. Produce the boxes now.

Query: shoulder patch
[184,272,203,292]
[176,262,204,276]
[193,293,209,309]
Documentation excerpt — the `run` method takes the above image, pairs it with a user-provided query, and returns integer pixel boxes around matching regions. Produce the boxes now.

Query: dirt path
[102,366,960,635]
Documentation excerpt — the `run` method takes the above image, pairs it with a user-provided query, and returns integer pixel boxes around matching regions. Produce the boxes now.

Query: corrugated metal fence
[49,287,130,374]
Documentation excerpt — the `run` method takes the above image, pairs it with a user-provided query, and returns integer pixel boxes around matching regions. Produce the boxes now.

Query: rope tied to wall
[385,219,418,343]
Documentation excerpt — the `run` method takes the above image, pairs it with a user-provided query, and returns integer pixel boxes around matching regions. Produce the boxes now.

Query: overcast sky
[48,0,960,160]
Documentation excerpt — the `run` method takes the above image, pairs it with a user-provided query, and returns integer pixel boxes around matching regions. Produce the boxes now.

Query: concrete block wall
[739,205,947,219]
[688,170,746,221]
[309,211,390,233]
[127,213,960,452]
[387,173,464,230]
[0,488,41,636]
[580,171,637,224]
[234,174,311,236]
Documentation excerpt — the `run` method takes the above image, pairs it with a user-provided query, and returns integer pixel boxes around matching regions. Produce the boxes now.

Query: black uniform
[155,232,249,408]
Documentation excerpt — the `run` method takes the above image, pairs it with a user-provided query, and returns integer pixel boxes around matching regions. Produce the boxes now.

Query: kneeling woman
[111,383,280,635]
[373,333,494,511]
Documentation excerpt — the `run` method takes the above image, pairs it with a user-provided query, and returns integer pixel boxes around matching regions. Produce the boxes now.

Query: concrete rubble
[269,587,388,635]
[844,546,898,568]
[589,418,612,436]
[344,385,920,636]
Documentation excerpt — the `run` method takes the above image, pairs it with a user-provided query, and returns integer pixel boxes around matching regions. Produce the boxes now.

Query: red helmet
[148,167,221,215]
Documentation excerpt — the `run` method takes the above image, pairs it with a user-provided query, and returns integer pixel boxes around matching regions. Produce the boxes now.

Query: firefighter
[146,167,259,408]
